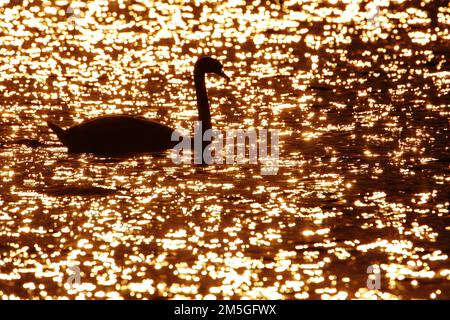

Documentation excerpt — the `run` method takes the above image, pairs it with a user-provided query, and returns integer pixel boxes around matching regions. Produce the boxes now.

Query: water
[0,0,449,299]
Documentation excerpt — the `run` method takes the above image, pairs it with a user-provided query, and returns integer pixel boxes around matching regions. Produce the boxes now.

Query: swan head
[195,56,230,81]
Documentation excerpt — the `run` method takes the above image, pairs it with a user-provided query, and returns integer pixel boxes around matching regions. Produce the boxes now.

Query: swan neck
[194,70,211,133]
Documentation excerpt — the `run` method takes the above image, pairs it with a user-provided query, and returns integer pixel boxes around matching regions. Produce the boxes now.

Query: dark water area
[0,0,449,299]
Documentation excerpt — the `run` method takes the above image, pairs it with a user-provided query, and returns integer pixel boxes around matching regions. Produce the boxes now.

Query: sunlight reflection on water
[0,0,449,299]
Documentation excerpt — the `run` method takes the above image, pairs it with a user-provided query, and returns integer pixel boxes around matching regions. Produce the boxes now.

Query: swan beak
[218,70,230,82]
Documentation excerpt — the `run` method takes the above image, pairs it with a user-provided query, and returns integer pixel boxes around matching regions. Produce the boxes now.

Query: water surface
[0,0,449,299]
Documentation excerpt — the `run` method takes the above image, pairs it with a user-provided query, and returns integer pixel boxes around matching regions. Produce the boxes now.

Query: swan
[47,56,229,155]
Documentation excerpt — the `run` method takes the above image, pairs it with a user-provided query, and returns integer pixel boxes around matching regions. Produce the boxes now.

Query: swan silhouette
[47,56,229,155]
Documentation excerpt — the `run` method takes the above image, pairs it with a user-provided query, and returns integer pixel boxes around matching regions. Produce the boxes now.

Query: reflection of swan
[48,57,229,155]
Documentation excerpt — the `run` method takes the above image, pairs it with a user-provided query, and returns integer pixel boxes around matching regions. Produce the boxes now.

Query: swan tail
[47,121,67,144]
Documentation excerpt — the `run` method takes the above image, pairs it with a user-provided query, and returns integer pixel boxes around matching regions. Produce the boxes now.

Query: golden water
[0,0,449,299]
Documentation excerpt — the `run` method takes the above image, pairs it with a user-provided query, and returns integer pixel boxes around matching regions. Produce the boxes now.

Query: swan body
[48,57,229,155]
[48,115,175,154]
